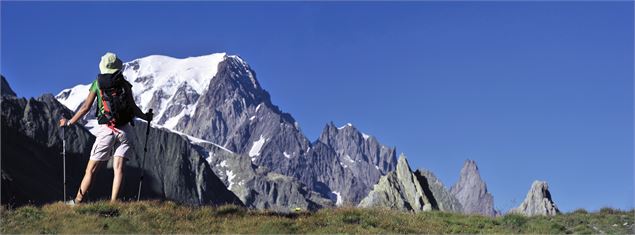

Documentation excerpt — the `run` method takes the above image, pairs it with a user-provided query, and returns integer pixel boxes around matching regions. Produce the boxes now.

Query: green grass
[1,201,633,234]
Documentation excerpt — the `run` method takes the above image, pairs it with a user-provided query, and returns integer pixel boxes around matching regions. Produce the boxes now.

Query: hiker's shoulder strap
[89,79,99,94]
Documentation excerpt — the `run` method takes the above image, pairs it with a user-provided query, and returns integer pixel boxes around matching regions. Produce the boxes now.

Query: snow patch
[56,84,91,111]
[331,191,343,206]
[362,133,370,140]
[283,151,291,159]
[249,135,267,159]
[226,170,236,190]
[255,103,262,112]
[338,123,353,130]
[249,116,256,121]
[219,160,228,168]
[206,152,214,164]
[162,127,235,154]
[163,111,186,130]
[343,154,355,163]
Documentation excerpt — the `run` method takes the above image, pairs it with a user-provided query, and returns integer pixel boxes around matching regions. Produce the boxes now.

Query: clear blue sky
[2,2,632,212]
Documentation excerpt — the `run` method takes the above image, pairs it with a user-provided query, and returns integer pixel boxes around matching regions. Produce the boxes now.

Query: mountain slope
[55,53,397,206]
[192,135,333,211]
[1,91,242,206]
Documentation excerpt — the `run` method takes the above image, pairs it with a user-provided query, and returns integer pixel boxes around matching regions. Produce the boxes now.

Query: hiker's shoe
[65,199,77,207]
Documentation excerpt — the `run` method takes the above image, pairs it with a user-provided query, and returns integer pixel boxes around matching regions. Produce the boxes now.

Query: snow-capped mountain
[56,53,229,128]
[56,53,397,206]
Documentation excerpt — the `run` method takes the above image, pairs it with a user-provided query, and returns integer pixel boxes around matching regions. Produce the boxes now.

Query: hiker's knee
[85,167,98,175]
[113,156,125,173]
[84,160,102,175]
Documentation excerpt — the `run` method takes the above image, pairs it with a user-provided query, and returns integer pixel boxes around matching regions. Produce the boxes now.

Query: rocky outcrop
[195,138,333,212]
[125,122,243,206]
[450,160,499,216]
[358,154,434,212]
[1,92,242,206]
[1,94,95,205]
[509,181,559,216]
[1,75,16,97]
[415,169,463,213]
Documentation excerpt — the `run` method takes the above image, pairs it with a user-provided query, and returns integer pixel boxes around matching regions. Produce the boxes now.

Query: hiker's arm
[133,103,151,121]
[127,85,152,121]
[59,91,96,126]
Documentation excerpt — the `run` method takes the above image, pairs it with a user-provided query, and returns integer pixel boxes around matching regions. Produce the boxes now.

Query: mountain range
[2,53,559,216]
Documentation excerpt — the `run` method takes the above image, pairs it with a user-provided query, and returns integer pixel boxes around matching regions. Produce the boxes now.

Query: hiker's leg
[111,156,125,202]
[81,125,115,203]
[75,160,104,203]
[111,124,133,202]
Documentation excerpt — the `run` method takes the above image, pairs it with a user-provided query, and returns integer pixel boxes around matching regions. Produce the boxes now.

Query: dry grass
[1,201,633,234]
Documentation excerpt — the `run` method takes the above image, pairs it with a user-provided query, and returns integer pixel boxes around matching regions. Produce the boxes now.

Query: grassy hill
[1,201,633,234]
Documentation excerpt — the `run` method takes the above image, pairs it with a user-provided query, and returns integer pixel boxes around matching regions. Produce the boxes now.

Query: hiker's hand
[59,118,69,127]
[145,112,153,122]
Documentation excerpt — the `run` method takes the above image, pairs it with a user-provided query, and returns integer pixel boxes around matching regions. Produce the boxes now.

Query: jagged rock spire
[1,75,16,97]
[450,160,499,216]
[358,154,434,212]
[509,180,560,216]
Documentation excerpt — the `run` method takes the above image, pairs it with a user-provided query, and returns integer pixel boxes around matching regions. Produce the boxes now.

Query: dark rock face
[127,122,243,206]
[509,180,559,216]
[415,169,463,213]
[1,75,16,97]
[450,160,499,216]
[1,94,94,205]
[1,93,242,206]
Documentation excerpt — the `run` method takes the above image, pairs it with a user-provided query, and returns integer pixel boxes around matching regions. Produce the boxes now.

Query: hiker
[59,52,152,205]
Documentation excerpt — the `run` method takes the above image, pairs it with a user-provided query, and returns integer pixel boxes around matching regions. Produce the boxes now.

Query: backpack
[96,71,135,127]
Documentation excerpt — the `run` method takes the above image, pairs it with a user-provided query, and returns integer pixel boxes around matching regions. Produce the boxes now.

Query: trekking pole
[62,124,67,202]
[137,109,153,201]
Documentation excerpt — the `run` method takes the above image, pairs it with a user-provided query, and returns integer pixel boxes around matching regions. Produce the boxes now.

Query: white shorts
[89,124,135,161]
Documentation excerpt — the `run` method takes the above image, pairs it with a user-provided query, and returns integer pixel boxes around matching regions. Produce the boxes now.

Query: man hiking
[59,52,152,205]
